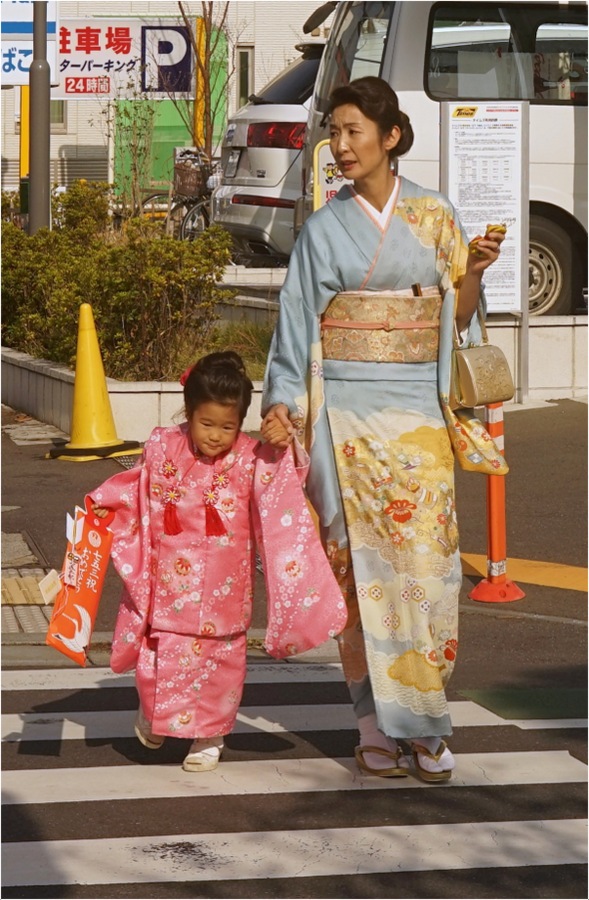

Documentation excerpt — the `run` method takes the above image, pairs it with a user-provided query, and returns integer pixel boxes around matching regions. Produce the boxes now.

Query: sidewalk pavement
[2,399,587,672]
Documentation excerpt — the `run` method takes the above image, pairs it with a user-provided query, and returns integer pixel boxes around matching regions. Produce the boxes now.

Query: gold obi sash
[321,285,442,363]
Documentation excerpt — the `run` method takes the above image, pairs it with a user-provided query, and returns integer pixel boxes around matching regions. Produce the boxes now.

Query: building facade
[1,0,328,191]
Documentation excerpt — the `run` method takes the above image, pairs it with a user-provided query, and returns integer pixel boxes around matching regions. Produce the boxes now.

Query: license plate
[225,149,241,179]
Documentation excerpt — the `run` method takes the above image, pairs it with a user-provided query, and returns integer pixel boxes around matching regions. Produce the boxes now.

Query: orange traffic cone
[48,303,142,462]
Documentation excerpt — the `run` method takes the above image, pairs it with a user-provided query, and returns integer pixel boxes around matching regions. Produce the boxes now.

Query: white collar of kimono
[351,182,397,227]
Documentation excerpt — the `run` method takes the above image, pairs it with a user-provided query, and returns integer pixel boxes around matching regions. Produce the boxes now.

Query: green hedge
[1,182,234,381]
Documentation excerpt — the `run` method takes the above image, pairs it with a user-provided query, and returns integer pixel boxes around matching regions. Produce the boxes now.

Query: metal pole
[29,1,51,234]
[517,102,530,403]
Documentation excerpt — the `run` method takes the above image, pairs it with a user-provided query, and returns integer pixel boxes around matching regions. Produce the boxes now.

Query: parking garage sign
[53,18,193,99]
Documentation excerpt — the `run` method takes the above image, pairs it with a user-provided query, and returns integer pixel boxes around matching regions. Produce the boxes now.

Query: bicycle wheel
[138,192,173,225]
[180,199,210,241]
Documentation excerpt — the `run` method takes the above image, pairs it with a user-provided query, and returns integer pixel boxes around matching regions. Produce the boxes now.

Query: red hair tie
[180,365,195,386]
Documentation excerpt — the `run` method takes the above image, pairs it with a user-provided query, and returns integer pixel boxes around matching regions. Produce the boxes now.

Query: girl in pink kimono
[91,352,346,773]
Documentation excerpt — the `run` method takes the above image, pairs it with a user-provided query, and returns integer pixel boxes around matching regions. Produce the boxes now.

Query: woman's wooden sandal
[411,740,453,782]
[354,745,409,777]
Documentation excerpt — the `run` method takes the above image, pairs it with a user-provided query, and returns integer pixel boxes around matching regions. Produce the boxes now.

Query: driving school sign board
[52,18,193,100]
[313,139,353,210]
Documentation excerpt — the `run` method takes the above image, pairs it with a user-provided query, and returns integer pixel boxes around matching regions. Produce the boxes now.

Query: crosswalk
[2,662,587,896]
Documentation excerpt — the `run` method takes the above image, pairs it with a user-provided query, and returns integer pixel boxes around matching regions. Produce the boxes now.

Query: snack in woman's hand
[468,223,507,257]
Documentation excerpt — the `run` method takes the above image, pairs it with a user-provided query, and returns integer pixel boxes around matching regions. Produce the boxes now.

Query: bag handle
[454,303,489,349]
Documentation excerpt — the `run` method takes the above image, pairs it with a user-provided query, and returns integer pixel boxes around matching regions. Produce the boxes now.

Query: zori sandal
[411,740,454,783]
[134,708,165,750]
[354,745,410,777]
[183,737,224,772]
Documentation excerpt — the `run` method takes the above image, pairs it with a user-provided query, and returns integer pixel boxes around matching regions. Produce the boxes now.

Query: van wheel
[529,215,577,316]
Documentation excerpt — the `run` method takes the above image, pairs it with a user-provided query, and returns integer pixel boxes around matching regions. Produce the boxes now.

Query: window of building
[49,99,67,131]
[237,46,254,109]
[15,95,67,133]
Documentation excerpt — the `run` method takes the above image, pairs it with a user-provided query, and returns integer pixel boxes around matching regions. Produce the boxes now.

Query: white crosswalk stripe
[2,661,587,894]
[4,820,587,887]
[2,752,587,805]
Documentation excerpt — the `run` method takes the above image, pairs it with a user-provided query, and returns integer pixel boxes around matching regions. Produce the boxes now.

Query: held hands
[261,403,295,449]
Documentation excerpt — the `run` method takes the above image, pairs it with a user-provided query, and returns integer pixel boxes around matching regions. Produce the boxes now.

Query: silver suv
[211,43,324,267]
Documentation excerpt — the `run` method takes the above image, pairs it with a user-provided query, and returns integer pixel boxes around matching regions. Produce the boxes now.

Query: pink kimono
[91,424,347,739]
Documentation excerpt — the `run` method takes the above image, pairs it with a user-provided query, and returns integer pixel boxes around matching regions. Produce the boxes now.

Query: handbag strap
[454,304,489,349]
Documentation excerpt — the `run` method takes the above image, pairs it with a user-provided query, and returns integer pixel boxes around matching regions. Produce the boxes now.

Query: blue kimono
[263,178,505,740]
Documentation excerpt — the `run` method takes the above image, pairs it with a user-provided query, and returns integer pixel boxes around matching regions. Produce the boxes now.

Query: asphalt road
[1,399,587,897]
[2,398,587,633]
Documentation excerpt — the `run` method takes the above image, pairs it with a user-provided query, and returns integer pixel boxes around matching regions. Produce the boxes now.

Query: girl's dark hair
[327,76,414,160]
[184,351,253,423]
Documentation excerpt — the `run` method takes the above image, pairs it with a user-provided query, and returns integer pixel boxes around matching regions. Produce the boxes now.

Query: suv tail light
[247,122,306,149]
[232,194,295,209]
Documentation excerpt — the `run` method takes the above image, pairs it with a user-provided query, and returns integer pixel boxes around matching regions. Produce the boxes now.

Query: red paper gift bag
[46,496,114,666]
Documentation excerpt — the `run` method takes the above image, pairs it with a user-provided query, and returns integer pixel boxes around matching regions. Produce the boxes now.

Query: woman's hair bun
[395,110,414,157]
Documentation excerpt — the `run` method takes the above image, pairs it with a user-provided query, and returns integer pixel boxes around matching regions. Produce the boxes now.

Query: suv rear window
[250,47,324,105]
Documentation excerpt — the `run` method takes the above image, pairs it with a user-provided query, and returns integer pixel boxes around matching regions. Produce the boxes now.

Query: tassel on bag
[205,503,227,537]
[164,503,183,536]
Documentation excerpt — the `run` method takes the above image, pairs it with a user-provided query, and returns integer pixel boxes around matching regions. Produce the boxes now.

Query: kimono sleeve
[443,200,486,344]
[89,453,153,673]
[252,441,347,659]
[262,219,341,420]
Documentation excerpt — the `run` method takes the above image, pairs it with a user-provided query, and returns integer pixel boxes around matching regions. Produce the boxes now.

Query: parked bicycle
[139,148,220,241]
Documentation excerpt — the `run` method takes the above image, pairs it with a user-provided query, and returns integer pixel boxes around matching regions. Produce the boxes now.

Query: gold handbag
[450,308,515,409]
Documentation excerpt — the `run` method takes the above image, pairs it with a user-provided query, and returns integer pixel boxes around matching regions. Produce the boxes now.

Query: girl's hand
[261,404,294,448]
[91,503,112,519]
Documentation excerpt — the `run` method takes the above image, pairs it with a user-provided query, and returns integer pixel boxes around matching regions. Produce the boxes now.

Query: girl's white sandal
[182,737,224,772]
[134,708,165,750]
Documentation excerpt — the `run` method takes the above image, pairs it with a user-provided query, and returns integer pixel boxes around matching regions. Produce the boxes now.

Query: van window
[426,3,588,105]
[315,1,393,113]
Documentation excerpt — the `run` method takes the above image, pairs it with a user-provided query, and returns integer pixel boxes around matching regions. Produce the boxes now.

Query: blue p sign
[141,25,192,94]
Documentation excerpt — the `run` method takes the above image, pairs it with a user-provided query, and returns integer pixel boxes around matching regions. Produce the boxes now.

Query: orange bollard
[469,402,525,603]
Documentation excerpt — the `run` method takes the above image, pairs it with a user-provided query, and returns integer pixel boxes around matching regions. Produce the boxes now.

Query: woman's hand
[456,228,506,332]
[91,503,112,519]
[261,404,294,449]
[466,227,506,276]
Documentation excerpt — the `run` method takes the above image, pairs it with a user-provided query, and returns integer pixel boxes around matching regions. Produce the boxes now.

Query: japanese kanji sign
[53,18,193,100]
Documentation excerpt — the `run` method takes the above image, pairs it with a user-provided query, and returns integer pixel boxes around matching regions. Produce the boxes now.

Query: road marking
[461,553,587,592]
[2,751,586,806]
[0,662,344,692]
[3,820,586,886]
[0,702,497,742]
[3,702,586,744]
[1,422,68,445]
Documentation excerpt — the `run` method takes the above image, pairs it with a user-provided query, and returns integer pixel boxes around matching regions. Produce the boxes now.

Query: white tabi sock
[357,713,409,770]
[410,736,455,773]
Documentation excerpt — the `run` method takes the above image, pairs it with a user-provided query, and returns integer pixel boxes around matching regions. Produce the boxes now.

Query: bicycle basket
[174,160,211,197]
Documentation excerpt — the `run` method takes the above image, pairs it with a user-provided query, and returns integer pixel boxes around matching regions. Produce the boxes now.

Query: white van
[300,1,588,315]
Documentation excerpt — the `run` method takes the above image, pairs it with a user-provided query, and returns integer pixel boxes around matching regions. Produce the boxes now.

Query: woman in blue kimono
[261,77,505,782]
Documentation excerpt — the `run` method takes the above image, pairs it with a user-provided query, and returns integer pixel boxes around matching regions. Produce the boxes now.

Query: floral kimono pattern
[91,425,346,738]
[263,178,505,739]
